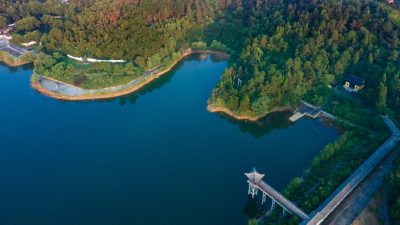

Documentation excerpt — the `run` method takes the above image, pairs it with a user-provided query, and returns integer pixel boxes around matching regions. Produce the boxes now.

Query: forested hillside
[2,0,227,60]
[38,0,218,60]
[3,0,400,222]
[210,0,400,126]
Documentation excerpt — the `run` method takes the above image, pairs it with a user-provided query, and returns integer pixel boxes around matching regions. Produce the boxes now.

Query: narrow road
[321,146,399,225]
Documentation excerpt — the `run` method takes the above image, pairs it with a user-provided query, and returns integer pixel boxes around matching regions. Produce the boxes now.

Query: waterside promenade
[38,65,162,96]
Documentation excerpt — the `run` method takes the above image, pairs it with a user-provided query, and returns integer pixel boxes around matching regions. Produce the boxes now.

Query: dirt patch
[322,146,399,225]
[73,74,86,86]
[351,188,385,225]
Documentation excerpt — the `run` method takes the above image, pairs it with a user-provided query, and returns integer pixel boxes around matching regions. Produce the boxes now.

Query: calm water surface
[0,55,339,225]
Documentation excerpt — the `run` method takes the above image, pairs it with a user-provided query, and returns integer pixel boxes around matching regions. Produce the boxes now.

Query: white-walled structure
[67,54,126,63]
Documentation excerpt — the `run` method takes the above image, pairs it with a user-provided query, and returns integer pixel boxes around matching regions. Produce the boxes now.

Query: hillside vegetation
[2,0,400,223]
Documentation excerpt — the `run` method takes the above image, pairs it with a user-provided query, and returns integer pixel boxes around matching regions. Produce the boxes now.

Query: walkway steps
[289,112,304,122]
[289,107,321,122]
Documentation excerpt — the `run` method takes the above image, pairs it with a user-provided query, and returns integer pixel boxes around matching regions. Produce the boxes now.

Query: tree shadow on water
[210,54,229,63]
[243,194,262,219]
[56,57,189,105]
[0,62,34,73]
[216,110,295,139]
[56,54,222,106]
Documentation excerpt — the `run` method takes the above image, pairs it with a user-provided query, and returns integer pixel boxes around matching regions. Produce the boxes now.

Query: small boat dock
[289,101,335,122]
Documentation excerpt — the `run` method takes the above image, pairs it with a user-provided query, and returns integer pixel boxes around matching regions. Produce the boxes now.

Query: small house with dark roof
[344,75,365,92]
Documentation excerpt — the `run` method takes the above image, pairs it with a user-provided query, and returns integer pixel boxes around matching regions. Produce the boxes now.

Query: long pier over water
[246,169,310,220]
[246,115,400,225]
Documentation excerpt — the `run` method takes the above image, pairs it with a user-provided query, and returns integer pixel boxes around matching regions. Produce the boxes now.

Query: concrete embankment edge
[32,49,229,101]
[0,58,29,67]
[206,104,294,121]
[300,116,400,225]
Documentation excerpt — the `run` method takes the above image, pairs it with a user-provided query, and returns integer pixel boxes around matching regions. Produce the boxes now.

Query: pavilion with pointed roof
[245,167,265,183]
[244,168,310,221]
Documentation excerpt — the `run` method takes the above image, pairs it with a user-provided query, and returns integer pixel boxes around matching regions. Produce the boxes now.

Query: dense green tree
[238,95,250,112]
[391,197,400,222]
[377,82,388,109]
[135,57,146,68]
[251,97,270,115]
[18,51,37,63]
[42,56,56,68]
[14,16,40,31]
[53,52,62,60]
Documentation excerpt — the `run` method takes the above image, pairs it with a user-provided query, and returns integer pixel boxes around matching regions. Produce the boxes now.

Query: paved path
[383,189,390,225]
[248,180,310,220]
[38,65,163,96]
[383,115,400,137]
[320,146,398,225]
[7,44,26,55]
[300,117,400,225]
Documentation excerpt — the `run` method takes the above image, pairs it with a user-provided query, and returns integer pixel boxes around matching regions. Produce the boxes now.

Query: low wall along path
[251,109,400,225]
[38,64,162,97]
[299,115,400,225]
[67,54,126,63]
[36,49,229,99]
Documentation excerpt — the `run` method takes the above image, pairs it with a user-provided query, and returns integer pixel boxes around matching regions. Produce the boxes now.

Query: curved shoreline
[206,104,295,121]
[0,58,29,67]
[31,49,230,101]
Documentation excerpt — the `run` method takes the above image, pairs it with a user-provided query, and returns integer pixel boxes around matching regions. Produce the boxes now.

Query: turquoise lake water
[0,55,339,225]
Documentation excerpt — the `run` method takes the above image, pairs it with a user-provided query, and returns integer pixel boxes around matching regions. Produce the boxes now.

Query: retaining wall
[301,117,400,225]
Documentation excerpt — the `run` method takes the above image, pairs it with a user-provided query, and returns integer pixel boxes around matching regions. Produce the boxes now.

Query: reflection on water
[0,61,34,73]
[217,110,296,139]
[0,53,341,225]
[243,194,262,219]
[40,53,340,139]
[52,54,208,105]
[209,54,229,63]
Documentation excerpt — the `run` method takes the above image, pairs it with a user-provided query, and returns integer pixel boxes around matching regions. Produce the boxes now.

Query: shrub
[31,73,39,83]
[191,41,207,50]
[18,51,37,63]
[0,51,7,58]
[247,219,258,225]
[369,205,376,213]
[4,54,16,64]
